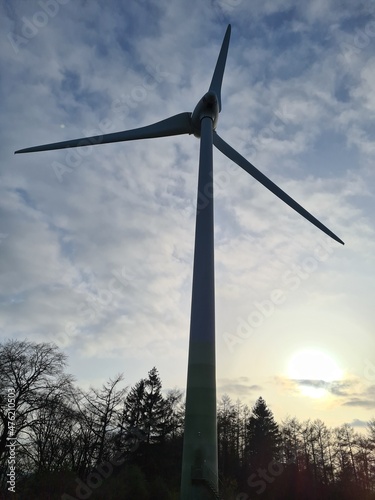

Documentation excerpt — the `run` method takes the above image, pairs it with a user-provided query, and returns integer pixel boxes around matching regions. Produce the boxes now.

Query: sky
[1,0,375,430]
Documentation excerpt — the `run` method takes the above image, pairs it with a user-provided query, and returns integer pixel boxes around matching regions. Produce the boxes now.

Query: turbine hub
[191,91,219,137]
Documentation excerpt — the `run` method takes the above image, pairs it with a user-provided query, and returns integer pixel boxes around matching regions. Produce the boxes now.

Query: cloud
[1,1,374,427]
[276,376,375,410]
[342,384,375,409]
[343,399,375,409]
[218,377,262,398]
[292,379,354,396]
[348,418,369,428]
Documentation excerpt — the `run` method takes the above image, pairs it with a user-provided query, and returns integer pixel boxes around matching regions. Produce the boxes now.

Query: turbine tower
[15,24,344,499]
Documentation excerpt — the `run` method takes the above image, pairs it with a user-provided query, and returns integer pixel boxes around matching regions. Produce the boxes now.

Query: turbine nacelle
[191,91,219,137]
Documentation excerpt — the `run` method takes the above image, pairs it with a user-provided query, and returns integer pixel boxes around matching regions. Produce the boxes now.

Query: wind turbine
[15,24,343,500]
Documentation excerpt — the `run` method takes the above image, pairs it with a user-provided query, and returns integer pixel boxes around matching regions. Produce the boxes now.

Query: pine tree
[119,368,174,456]
[245,397,282,471]
[120,378,148,452]
[143,367,172,445]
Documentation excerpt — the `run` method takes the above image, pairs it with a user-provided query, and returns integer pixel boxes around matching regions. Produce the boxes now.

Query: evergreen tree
[119,367,175,470]
[143,367,172,445]
[245,397,282,471]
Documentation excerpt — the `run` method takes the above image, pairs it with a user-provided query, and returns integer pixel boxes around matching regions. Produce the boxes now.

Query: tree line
[0,339,374,499]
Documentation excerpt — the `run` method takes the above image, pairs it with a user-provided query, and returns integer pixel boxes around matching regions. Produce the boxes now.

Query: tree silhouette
[0,340,72,471]
[79,374,126,465]
[245,397,282,470]
[218,395,240,480]
[1,340,375,499]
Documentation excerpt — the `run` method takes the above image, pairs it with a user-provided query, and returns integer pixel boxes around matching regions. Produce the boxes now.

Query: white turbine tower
[15,24,344,500]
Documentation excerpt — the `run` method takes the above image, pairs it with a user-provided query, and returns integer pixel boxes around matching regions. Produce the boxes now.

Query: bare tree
[312,419,334,485]
[281,416,302,466]
[78,374,127,465]
[333,424,359,485]
[0,339,73,476]
[19,391,77,472]
[164,388,184,441]
[218,395,238,478]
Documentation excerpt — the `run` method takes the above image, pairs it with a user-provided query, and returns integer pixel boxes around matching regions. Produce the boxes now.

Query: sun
[287,349,343,398]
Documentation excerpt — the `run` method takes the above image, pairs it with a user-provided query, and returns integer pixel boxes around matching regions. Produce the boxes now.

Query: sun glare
[287,349,343,398]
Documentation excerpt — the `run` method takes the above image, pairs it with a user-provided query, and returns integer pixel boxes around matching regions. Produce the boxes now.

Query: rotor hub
[191,91,219,137]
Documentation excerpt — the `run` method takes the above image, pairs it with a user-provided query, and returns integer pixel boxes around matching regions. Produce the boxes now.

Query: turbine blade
[213,132,344,245]
[15,112,193,154]
[209,24,231,112]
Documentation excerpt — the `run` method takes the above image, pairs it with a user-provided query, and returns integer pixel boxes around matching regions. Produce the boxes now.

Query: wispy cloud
[343,385,375,409]
[276,376,375,410]
[2,0,374,425]
[218,377,262,398]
